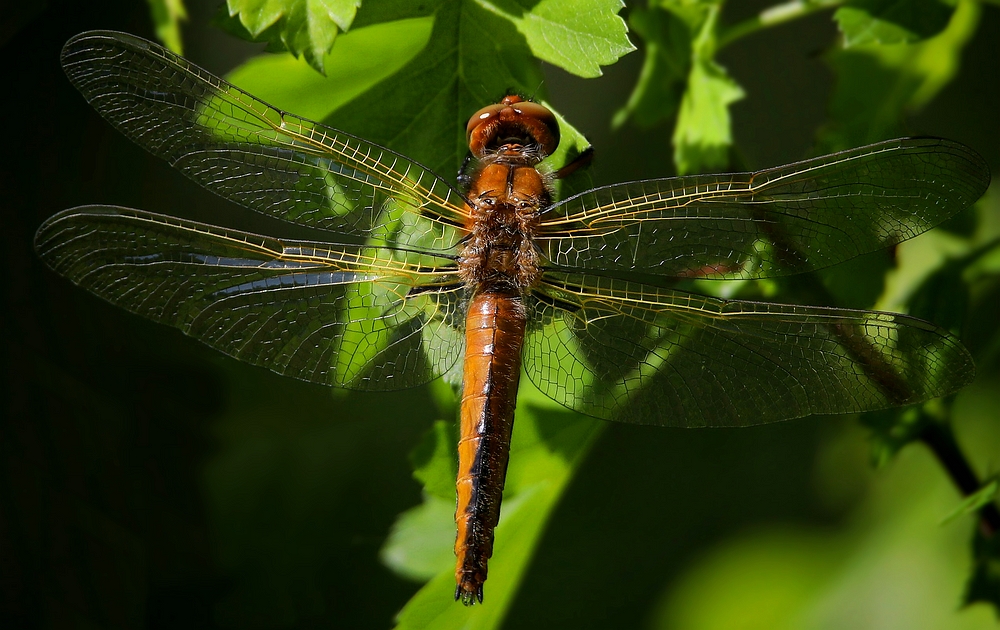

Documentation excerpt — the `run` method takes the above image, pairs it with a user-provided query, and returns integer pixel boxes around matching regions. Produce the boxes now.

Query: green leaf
[146,0,188,54]
[392,381,602,627]
[669,2,744,174]
[619,1,742,174]
[228,2,602,176]
[541,108,595,198]
[484,0,634,78]
[835,0,954,47]
[224,0,361,74]
[381,493,457,581]
[410,420,459,502]
[821,1,979,150]
[672,57,744,174]
[612,5,691,129]
[226,16,433,121]
[381,395,461,582]
[941,480,998,526]
[342,2,592,177]
[353,0,545,177]
[613,0,722,130]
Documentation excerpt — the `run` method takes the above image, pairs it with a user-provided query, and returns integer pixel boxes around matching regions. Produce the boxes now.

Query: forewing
[35,206,465,390]
[60,30,467,253]
[525,272,974,427]
[539,138,990,279]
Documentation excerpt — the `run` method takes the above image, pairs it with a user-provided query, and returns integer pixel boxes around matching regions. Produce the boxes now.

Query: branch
[775,272,998,537]
[920,418,1000,537]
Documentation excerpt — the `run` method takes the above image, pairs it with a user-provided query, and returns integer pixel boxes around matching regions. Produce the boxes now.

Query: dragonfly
[37,31,990,605]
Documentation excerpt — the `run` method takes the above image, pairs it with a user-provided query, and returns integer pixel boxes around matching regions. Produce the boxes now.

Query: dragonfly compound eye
[466,97,560,158]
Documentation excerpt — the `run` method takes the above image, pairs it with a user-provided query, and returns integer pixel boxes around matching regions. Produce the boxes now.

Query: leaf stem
[920,418,1000,537]
[717,0,843,50]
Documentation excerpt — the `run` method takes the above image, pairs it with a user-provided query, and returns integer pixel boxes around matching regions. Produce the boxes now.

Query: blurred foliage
[833,0,953,46]
[646,421,1000,629]
[617,0,982,171]
[613,0,1000,623]
[616,0,746,173]
[146,0,188,53]
[821,0,981,151]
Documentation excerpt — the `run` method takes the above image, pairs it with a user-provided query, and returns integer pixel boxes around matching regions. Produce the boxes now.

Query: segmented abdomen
[454,289,526,605]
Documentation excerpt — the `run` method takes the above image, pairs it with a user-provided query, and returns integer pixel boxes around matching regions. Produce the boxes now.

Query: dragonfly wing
[61,31,467,253]
[538,138,990,279]
[524,272,974,427]
[35,206,466,390]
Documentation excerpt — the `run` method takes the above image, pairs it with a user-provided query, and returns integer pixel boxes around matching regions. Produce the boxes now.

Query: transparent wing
[525,272,974,427]
[35,206,466,390]
[61,30,468,253]
[538,138,990,279]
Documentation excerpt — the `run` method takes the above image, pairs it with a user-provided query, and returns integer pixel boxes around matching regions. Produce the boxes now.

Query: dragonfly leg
[552,146,594,180]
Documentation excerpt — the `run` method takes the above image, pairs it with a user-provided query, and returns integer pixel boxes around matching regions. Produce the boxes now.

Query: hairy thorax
[458,159,550,292]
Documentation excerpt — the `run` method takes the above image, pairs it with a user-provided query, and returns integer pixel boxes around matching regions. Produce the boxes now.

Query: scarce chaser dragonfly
[36,31,990,604]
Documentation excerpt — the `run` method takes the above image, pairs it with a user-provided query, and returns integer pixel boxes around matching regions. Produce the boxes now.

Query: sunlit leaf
[492,0,634,78]
[226,2,592,181]
[222,0,361,73]
[381,493,456,581]
[226,16,433,121]
[672,57,744,174]
[322,1,539,176]
[624,0,743,174]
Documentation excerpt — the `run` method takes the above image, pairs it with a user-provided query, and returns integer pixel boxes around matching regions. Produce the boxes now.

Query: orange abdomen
[454,289,526,605]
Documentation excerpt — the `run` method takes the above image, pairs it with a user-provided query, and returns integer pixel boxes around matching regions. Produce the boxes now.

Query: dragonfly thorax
[459,161,548,292]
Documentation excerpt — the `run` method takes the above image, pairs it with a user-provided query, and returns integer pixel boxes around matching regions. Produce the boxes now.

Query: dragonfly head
[466,95,559,163]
